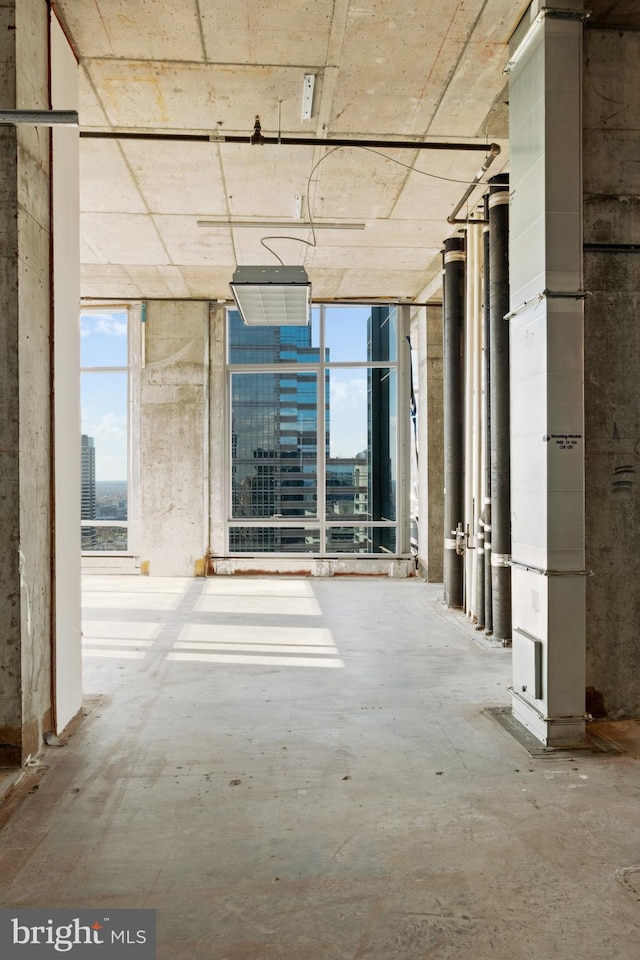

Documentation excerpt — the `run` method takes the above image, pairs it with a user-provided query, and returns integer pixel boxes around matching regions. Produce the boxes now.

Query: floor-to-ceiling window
[80,306,130,553]
[226,304,405,556]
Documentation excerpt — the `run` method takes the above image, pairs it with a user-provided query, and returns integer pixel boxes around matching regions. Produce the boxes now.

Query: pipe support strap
[509,559,590,577]
[491,553,510,567]
[488,192,510,209]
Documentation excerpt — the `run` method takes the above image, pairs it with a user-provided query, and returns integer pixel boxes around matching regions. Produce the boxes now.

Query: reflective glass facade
[227,305,402,555]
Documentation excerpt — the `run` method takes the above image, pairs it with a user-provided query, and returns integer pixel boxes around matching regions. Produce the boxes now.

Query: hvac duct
[442,236,466,608]
[488,175,511,644]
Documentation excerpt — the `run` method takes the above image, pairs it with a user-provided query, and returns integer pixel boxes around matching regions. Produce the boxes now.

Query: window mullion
[318,305,327,553]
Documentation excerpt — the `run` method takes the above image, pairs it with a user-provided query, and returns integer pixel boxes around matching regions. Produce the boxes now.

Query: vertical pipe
[464,227,475,615]
[474,216,485,628]
[482,196,493,634]
[472,220,483,621]
[443,236,465,608]
[488,174,511,644]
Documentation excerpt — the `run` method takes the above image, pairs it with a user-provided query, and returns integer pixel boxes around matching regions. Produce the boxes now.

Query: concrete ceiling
[54,0,531,303]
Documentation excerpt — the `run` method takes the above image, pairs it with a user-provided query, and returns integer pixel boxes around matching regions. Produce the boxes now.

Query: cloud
[81,312,127,338]
[330,376,367,412]
[95,412,127,441]
[329,377,368,457]
[81,411,128,480]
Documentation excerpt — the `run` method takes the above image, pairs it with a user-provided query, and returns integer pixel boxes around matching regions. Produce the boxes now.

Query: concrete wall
[0,19,22,760]
[0,0,53,764]
[140,301,422,578]
[51,13,82,735]
[140,300,208,576]
[584,27,640,718]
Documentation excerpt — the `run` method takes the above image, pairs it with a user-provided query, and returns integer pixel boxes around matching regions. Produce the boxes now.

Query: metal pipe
[583,242,640,253]
[447,144,502,223]
[488,174,511,644]
[482,197,492,634]
[0,108,78,125]
[47,8,58,734]
[464,219,483,619]
[464,226,475,615]
[80,127,500,153]
[442,236,466,608]
[471,218,484,624]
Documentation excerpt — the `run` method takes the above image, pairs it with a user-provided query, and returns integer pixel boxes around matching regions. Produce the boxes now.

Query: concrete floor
[1,576,640,959]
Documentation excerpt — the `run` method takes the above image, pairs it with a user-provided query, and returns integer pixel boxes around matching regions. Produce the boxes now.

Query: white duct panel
[546,575,586,718]
[508,6,586,746]
[509,301,548,569]
[508,25,546,308]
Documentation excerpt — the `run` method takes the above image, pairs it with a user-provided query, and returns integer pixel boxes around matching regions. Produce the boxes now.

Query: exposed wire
[359,145,490,185]
[260,235,316,264]
[306,145,343,251]
[261,142,497,264]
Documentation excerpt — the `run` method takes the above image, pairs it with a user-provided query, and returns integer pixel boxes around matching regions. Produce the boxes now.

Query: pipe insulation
[464,225,475,615]
[442,237,466,609]
[464,220,483,618]
[488,174,512,644]
[471,218,484,623]
[482,199,492,634]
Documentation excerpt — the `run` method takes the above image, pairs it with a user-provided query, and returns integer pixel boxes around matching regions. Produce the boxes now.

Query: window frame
[224,303,410,558]
[80,303,140,558]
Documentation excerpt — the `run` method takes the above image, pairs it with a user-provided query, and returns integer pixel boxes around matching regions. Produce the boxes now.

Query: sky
[324,305,396,458]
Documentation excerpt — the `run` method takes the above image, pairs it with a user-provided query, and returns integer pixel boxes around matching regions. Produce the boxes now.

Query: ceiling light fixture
[230,265,311,326]
[294,195,303,220]
[197,219,365,230]
[301,74,316,121]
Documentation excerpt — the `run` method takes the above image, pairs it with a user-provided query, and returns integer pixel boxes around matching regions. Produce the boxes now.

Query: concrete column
[508,2,586,745]
[415,304,443,582]
[209,304,226,560]
[0,0,54,764]
[139,301,208,576]
[51,13,82,734]
[583,25,640,717]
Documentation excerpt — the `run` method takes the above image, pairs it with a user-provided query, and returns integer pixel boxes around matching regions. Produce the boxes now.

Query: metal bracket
[453,522,466,556]
[0,109,78,126]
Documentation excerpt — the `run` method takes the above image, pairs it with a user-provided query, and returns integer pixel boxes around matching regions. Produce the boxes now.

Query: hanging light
[230,265,311,326]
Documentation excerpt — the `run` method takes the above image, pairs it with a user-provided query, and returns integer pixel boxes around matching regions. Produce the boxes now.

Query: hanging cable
[258,142,500,264]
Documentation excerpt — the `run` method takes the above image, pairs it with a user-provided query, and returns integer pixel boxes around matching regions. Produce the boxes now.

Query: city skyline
[81,309,128,482]
[81,432,128,552]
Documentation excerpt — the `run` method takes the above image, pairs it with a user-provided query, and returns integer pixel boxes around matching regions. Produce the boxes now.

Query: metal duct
[488,174,511,644]
[442,236,466,608]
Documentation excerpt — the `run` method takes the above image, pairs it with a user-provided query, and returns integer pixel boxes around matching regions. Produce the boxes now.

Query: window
[226,304,405,556]
[80,307,130,553]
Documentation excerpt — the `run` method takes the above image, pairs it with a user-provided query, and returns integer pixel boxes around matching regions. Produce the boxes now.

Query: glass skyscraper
[229,312,320,552]
[81,434,96,549]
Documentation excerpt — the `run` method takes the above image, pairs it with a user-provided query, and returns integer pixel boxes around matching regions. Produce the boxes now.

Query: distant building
[228,311,321,553]
[81,434,96,549]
